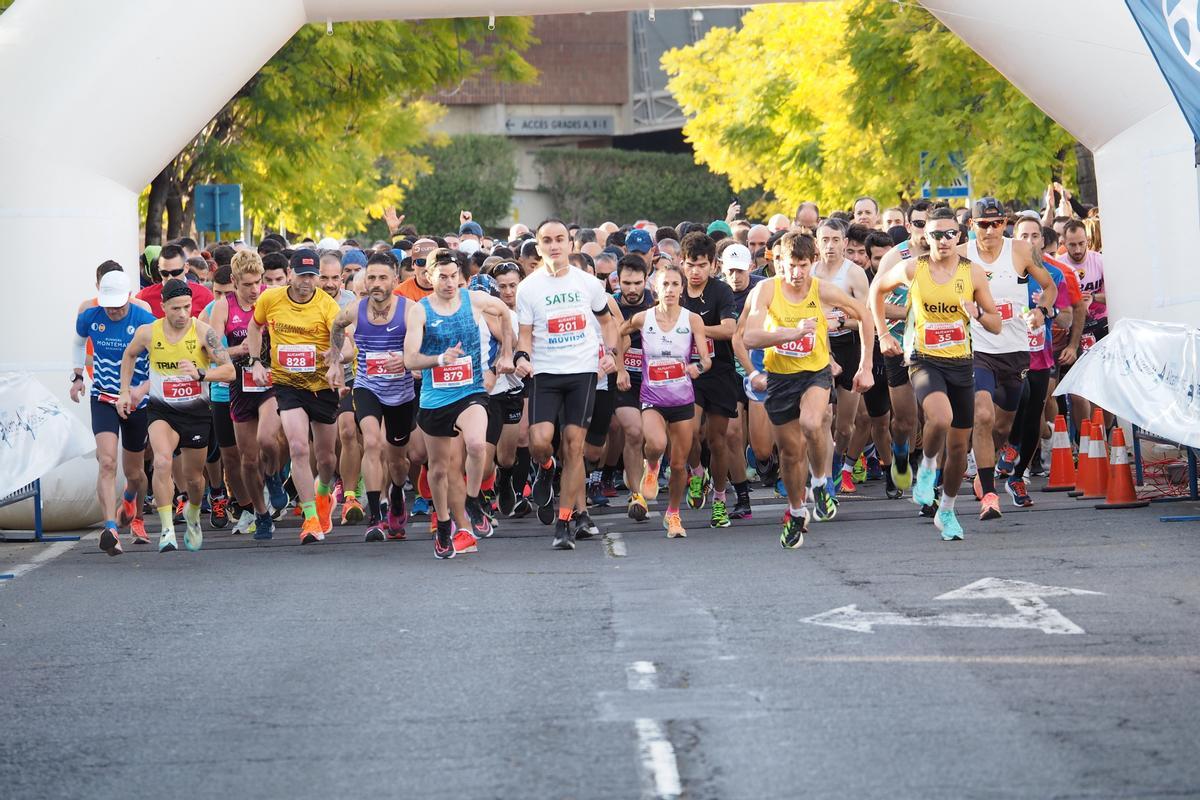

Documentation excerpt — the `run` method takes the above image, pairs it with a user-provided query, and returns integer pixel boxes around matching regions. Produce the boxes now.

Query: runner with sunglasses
[964,197,1057,519]
[136,244,214,318]
[871,207,1003,541]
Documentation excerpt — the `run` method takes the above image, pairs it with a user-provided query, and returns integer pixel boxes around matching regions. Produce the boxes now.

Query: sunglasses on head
[492,261,521,276]
[975,219,1005,230]
[160,268,186,278]
[927,229,959,242]
[433,252,456,265]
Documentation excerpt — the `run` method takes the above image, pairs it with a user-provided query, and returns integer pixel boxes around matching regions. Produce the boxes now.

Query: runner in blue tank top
[329,252,417,542]
[403,249,515,559]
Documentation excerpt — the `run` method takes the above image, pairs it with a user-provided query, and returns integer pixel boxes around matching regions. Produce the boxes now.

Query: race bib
[365,351,403,379]
[772,331,816,358]
[827,309,849,335]
[923,321,967,350]
[689,338,716,362]
[162,376,202,403]
[1081,332,1097,352]
[996,300,1016,322]
[241,369,272,393]
[97,391,120,406]
[623,347,643,372]
[547,310,586,335]
[431,356,473,388]
[277,344,317,373]
[1028,326,1046,351]
[646,359,686,386]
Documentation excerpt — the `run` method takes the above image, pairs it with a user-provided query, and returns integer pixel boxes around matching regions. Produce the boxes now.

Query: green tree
[399,135,519,235]
[662,1,1075,214]
[146,17,535,243]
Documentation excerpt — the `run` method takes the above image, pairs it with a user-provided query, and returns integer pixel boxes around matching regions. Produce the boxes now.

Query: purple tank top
[355,297,415,405]
[638,307,695,409]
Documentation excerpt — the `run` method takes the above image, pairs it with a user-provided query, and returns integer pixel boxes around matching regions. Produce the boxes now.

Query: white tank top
[641,306,693,363]
[825,259,855,338]
[967,238,1029,354]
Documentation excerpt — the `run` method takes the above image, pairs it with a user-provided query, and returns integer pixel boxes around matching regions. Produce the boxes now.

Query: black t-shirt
[615,288,656,350]
[727,272,766,317]
[682,278,737,370]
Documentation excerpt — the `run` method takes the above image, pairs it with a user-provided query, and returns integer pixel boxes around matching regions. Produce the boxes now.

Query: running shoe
[775,478,788,499]
[641,463,661,501]
[434,525,455,559]
[866,453,883,481]
[253,513,274,541]
[411,496,431,518]
[996,444,1018,478]
[972,475,983,501]
[884,469,902,500]
[117,495,137,528]
[758,455,780,489]
[586,479,610,508]
[852,455,867,483]
[209,495,229,529]
[341,496,365,525]
[453,530,478,555]
[536,501,555,526]
[467,496,494,539]
[627,493,648,522]
[531,457,556,508]
[1005,478,1033,508]
[729,495,753,520]
[912,463,937,507]
[315,492,334,534]
[174,496,186,524]
[664,511,687,539]
[934,507,964,541]
[184,517,203,552]
[511,496,533,519]
[687,473,706,510]
[1031,451,1048,477]
[497,475,516,518]
[979,492,1003,521]
[333,479,345,506]
[919,487,941,519]
[573,510,599,540]
[965,450,978,479]
[99,524,122,557]
[601,474,618,498]
[780,508,809,549]
[838,470,857,495]
[552,518,575,550]
[710,498,731,528]
[232,509,255,535]
[812,483,838,522]
[891,458,913,491]
[265,472,288,512]
[386,505,407,539]
[158,530,178,553]
[364,522,386,542]
[130,518,149,545]
[300,516,324,544]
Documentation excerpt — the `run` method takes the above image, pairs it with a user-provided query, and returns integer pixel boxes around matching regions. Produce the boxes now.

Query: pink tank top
[1070,251,1106,322]
[225,293,255,346]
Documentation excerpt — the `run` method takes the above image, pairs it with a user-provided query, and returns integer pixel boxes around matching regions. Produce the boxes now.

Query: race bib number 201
[547,311,586,335]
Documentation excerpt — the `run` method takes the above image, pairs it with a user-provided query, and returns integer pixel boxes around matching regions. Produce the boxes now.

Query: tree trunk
[165,177,184,241]
[145,167,170,245]
[1074,143,1098,207]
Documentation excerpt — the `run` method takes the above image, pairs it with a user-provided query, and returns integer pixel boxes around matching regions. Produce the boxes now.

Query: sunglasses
[910,220,926,229]
[411,258,427,268]
[160,268,186,278]
[975,219,1005,230]
[927,229,959,242]
[492,262,522,276]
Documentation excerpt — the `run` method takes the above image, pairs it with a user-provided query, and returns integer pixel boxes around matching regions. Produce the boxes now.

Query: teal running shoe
[934,508,964,541]
[913,463,937,507]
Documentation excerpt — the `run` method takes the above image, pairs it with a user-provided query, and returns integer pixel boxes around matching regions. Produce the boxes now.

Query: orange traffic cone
[1069,420,1092,498]
[1081,420,1109,500]
[1096,427,1149,510]
[1042,415,1076,492]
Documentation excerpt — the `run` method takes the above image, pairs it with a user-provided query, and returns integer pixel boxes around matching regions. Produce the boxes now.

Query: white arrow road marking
[803,577,1104,635]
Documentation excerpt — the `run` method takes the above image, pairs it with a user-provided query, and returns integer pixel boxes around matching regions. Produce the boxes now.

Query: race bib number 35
[646,359,686,386]
[772,332,815,358]
[277,344,317,373]
[996,301,1016,322]
[547,311,586,335]
[162,376,202,403]
[431,356,473,388]
[923,321,966,350]
[365,351,403,379]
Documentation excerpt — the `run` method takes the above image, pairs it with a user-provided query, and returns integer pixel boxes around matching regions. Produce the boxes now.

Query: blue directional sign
[193,184,243,234]
[919,151,971,200]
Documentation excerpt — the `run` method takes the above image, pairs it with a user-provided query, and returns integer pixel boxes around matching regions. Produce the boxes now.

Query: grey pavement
[1,480,1199,799]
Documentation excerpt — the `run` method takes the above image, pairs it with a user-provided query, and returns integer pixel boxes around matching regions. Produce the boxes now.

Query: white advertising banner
[0,373,95,499]
[1054,319,1200,448]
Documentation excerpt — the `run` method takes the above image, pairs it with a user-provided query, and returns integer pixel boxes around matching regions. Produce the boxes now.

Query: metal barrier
[0,479,81,543]
[1131,425,1200,523]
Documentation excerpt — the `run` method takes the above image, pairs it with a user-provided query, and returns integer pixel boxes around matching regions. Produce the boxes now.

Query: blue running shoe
[265,472,288,513]
[934,507,964,540]
[913,463,937,507]
[411,496,431,517]
[252,512,274,541]
[775,477,788,499]
[826,476,838,499]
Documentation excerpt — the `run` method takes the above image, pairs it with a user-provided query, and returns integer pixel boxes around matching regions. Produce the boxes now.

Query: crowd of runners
[72,186,1107,557]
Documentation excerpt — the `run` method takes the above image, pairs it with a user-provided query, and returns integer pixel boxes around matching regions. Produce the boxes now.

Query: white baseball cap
[458,239,481,257]
[721,243,753,271]
[316,236,341,252]
[97,270,131,308]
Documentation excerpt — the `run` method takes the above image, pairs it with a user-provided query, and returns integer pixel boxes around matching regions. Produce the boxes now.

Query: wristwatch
[198,368,207,382]
[1039,305,1058,320]
[70,373,83,384]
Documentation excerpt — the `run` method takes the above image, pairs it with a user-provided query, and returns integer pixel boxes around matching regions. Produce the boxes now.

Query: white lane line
[627,661,682,799]
[0,535,89,585]
[604,528,627,558]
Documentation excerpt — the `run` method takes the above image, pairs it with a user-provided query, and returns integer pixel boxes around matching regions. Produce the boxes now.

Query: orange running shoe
[663,511,686,539]
[453,529,478,554]
[979,492,1002,521]
[642,462,660,501]
[129,518,149,544]
[340,496,365,525]
[315,492,334,534]
[838,470,857,495]
[117,495,137,528]
[300,515,325,544]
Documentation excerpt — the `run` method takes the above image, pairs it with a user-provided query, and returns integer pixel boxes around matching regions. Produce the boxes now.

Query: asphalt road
[2,480,1199,799]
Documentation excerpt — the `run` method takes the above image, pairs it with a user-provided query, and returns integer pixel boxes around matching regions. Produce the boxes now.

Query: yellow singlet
[148,318,208,411]
[253,287,340,391]
[763,276,831,374]
[909,256,974,360]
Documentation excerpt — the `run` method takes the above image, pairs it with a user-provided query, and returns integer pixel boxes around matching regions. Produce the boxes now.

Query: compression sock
[513,447,531,494]
[367,491,382,522]
[157,506,174,535]
[390,482,406,511]
[315,479,333,497]
[979,466,996,496]
[301,500,317,520]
